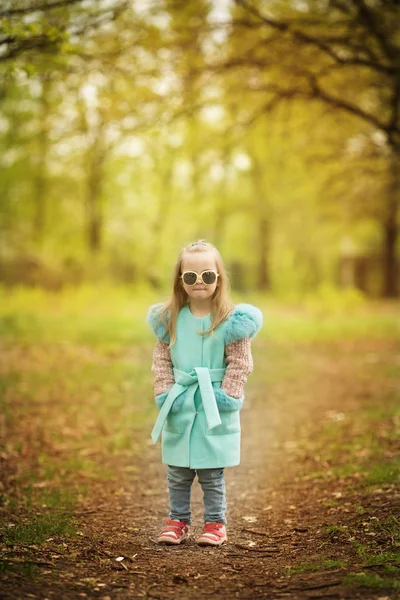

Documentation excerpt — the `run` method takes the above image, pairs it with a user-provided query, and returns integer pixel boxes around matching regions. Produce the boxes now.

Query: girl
[147,240,263,546]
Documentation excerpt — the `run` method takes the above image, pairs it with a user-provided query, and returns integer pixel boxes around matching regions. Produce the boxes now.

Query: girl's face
[181,251,219,301]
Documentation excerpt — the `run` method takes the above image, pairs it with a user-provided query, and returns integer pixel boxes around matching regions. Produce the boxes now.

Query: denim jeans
[167,465,227,525]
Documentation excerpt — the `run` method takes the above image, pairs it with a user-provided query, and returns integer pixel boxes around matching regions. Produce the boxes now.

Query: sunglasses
[181,270,219,286]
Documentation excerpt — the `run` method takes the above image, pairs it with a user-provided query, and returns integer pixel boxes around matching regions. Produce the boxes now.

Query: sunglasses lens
[201,271,217,285]
[183,272,197,286]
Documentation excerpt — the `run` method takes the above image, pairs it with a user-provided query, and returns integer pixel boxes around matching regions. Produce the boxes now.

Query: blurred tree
[211,0,400,296]
[0,0,398,296]
[164,1,211,218]
[32,70,51,246]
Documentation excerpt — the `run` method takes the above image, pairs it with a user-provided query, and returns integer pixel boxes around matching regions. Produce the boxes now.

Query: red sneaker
[157,519,189,545]
[196,522,227,546]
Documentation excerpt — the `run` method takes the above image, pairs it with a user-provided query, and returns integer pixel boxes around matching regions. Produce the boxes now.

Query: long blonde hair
[157,240,235,347]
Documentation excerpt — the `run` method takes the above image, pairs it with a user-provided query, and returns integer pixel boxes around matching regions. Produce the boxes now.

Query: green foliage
[303,284,366,314]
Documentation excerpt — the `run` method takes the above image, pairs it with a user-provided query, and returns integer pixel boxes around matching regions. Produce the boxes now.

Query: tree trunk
[32,74,50,247]
[252,159,271,291]
[382,148,399,297]
[212,148,230,249]
[257,214,270,291]
[146,147,174,288]
[85,128,106,256]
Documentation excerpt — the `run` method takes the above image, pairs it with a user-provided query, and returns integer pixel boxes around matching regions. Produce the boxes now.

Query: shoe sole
[197,536,227,546]
[157,534,188,545]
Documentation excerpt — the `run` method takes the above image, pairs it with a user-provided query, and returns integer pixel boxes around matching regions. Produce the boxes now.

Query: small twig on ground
[242,528,268,535]
[234,543,280,552]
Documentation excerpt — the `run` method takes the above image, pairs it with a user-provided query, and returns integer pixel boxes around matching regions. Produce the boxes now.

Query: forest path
[1,338,399,599]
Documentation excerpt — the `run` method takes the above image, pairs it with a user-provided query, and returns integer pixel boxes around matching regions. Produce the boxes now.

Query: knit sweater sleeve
[221,337,253,399]
[151,340,175,395]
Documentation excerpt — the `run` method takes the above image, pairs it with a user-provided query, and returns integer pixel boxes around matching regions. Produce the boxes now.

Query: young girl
[147,239,263,546]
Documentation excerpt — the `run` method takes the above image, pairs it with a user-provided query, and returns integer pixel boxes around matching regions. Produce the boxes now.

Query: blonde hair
[157,239,234,347]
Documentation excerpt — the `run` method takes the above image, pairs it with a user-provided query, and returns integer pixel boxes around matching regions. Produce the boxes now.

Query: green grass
[351,539,370,559]
[0,500,77,579]
[344,572,400,589]
[0,284,153,347]
[1,511,77,545]
[1,346,155,488]
[295,367,400,487]
[0,286,164,556]
[323,517,400,566]
[371,515,400,546]
[363,551,400,565]
[353,505,367,515]
[364,458,400,486]
[0,284,399,345]
[265,311,400,342]
[285,558,346,574]
[323,524,349,537]
[0,560,41,579]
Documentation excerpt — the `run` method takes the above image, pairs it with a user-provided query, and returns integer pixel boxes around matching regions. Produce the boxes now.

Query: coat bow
[151,367,226,444]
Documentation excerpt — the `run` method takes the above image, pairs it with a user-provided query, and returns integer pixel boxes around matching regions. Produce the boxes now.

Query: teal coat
[147,303,263,469]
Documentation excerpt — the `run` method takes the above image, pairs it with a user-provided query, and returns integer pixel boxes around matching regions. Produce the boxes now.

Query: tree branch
[0,0,89,17]
[352,0,399,62]
[309,74,397,136]
[234,0,397,75]
[0,1,128,62]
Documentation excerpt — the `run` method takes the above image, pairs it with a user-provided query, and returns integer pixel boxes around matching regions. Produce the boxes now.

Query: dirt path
[1,339,399,599]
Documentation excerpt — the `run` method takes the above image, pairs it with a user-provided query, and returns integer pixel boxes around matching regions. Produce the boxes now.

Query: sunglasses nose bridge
[182,271,202,285]
[190,273,202,285]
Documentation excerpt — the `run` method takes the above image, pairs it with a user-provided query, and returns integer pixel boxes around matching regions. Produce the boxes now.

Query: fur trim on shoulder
[224,303,263,345]
[146,303,170,343]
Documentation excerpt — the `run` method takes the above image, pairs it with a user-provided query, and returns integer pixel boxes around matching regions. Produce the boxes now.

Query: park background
[0,2,399,599]
[0,0,399,298]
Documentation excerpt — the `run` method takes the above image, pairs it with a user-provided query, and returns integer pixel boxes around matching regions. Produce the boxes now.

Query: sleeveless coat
[147,302,263,469]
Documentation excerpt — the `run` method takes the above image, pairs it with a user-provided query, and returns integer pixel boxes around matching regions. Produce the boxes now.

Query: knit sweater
[151,336,253,399]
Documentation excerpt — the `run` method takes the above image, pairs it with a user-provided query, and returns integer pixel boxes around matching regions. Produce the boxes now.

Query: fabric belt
[151,367,226,444]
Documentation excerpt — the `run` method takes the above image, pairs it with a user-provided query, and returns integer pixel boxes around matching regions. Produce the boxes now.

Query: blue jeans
[167,465,227,525]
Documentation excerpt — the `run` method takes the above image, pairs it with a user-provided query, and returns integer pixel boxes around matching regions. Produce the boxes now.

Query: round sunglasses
[181,270,219,286]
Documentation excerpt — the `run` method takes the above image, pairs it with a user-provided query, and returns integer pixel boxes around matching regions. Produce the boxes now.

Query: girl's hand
[215,388,244,411]
[156,388,244,413]
[170,390,186,413]
[155,387,185,413]
[155,390,169,410]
